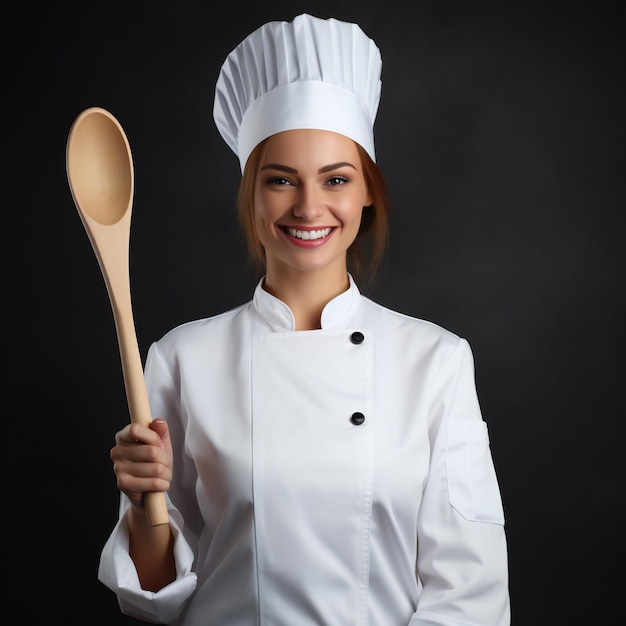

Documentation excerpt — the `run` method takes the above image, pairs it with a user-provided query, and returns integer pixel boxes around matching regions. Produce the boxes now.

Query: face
[253,129,373,277]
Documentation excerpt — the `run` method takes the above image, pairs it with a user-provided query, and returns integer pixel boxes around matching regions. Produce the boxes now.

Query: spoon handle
[108,276,170,527]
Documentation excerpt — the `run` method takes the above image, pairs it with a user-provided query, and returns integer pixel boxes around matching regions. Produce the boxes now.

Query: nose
[292,184,323,220]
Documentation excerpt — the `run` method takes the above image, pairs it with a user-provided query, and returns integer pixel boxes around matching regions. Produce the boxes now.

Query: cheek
[254,210,269,241]
[254,189,283,223]
[336,197,364,228]
[253,192,268,227]
[253,196,277,246]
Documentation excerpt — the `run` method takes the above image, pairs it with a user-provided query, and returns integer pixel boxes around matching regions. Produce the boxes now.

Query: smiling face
[253,129,373,280]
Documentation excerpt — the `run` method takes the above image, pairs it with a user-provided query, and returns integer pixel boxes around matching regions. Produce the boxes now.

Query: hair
[236,137,390,291]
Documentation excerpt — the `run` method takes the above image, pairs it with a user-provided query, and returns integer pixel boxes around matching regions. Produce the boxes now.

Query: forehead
[261,129,361,167]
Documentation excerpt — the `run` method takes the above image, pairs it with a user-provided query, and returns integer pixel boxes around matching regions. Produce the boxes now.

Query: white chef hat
[213,13,382,172]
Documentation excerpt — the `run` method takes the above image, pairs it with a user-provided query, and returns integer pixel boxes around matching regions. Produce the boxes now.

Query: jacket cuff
[98,501,197,624]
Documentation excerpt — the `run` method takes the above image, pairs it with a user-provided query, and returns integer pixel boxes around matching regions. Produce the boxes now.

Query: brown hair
[236,137,390,291]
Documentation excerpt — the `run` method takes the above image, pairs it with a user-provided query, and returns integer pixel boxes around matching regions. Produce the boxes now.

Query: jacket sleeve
[409,338,511,626]
[97,341,200,624]
[98,496,198,623]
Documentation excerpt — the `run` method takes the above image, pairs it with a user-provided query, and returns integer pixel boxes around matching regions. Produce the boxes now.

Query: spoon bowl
[67,107,168,526]
[67,109,132,225]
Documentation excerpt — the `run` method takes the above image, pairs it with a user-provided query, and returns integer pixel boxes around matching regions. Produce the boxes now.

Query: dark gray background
[8,1,623,624]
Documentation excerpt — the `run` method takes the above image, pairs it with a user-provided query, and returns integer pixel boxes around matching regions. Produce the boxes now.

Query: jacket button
[350,412,365,425]
[350,331,364,344]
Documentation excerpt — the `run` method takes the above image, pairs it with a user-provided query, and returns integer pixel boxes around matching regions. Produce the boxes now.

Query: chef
[98,13,511,626]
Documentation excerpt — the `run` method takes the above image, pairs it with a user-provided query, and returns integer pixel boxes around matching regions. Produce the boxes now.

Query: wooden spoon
[66,107,168,526]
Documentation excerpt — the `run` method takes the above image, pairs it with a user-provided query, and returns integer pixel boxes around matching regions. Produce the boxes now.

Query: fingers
[110,419,173,508]
[111,425,171,470]
[111,451,172,509]
[115,422,162,447]
[110,438,168,465]
[114,461,171,494]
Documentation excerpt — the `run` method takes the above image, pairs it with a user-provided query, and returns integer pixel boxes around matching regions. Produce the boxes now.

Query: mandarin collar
[252,274,361,331]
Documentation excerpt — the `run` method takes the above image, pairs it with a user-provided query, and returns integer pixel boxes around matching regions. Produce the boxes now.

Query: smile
[283,227,333,241]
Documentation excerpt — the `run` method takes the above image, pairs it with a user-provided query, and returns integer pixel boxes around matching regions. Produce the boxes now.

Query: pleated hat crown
[213,13,383,172]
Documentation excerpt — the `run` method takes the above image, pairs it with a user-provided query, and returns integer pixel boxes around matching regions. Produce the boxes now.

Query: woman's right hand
[110,418,173,511]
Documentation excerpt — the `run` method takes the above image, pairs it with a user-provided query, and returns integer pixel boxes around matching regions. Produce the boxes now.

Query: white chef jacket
[99,275,510,625]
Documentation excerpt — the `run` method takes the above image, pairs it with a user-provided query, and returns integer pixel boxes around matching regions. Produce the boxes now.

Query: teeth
[287,227,332,240]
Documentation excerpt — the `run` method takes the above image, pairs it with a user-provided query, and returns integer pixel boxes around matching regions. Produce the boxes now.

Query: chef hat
[213,13,382,172]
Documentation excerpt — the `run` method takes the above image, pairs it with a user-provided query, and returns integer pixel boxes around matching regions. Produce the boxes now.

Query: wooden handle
[143,492,169,526]
[108,268,170,527]
[87,216,169,527]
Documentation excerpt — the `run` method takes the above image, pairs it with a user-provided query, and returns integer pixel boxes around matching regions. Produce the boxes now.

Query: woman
[98,13,510,625]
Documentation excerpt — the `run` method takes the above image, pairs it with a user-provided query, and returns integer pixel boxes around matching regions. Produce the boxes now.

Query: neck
[263,260,350,330]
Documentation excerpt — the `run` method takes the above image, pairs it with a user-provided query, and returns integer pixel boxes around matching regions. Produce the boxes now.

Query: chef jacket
[99,275,510,625]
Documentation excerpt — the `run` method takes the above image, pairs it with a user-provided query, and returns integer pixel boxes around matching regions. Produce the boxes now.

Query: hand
[110,418,173,511]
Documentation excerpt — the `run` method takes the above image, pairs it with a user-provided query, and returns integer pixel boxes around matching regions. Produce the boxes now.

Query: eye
[326,176,349,186]
[267,176,293,186]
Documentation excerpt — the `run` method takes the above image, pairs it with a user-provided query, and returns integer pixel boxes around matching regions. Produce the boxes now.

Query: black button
[350,331,364,344]
[350,412,365,425]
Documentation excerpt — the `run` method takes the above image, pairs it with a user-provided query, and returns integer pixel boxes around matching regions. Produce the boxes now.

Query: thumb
[150,418,171,449]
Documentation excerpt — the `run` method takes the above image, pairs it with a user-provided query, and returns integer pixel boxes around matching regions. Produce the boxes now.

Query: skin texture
[111,129,372,590]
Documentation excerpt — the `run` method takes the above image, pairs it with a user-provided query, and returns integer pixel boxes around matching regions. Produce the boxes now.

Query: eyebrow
[259,161,357,174]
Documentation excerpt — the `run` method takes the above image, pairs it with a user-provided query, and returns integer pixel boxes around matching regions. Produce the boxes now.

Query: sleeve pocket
[445,417,505,525]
